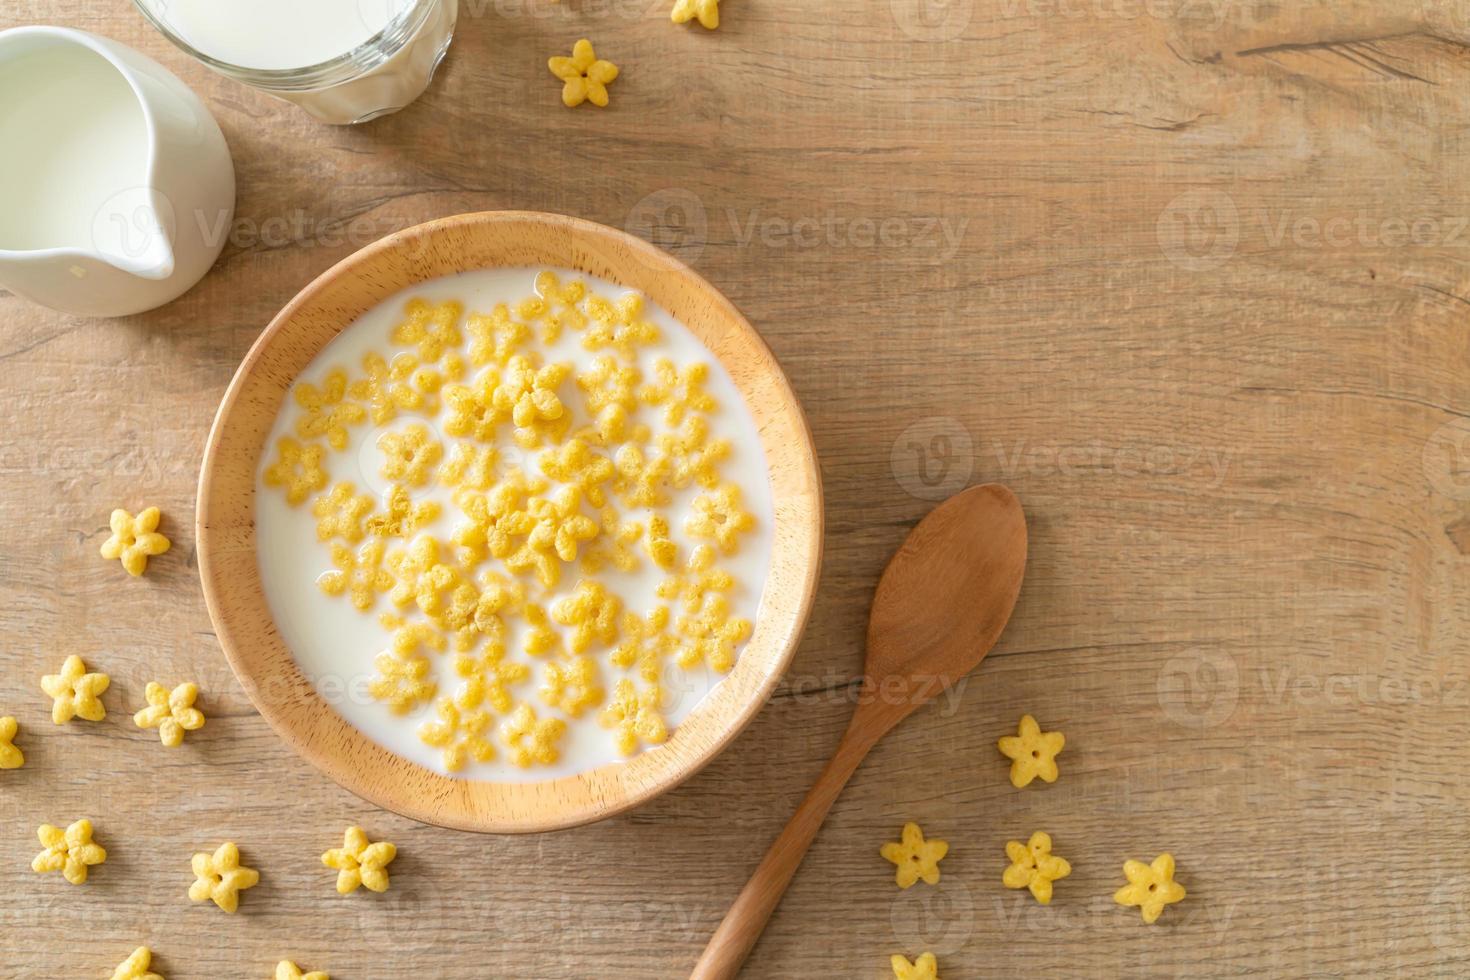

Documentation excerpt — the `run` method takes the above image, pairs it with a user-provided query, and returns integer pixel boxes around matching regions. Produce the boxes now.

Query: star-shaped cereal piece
[639,357,715,426]
[657,542,733,612]
[418,698,496,772]
[368,650,437,715]
[611,606,674,682]
[41,654,109,724]
[391,298,464,362]
[350,351,427,424]
[365,485,442,539]
[539,437,615,507]
[466,303,530,368]
[111,947,164,980]
[438,443,500,491]
[133,682,205,748]
[658,415,731,489]
[891,953,939,980]
[1114,853,1186,924]
[275,961,329,980]
[293,368,366,451]
[515,270,588,343]
[492,355,572,448]
[189,841,260,913]
[599,678,667,756]
[581,507,644,574]
[318,538,395,611]
[312,483,374,543]
[551,579,622,652]
[507,488,599,585]
[685,483,755,554]
[264,437,328,506]
[997,713,1065,788]
[673,592,750,673]
[0,715,22,769]
[880,822,948,889]
[500,703,567,768]
[388,536,463,616]
[322,826,397,895]
[100,507,171,576]
[549,38,619,108]
[1002,831,1072,905]
[540,656,605,718]
[377,423,443,488]
[671,0,719,28]
[584,291,660,357]
[576,355,640,444]
[612,443,672,508]
[454,646,530,714]
[32,818,106,884]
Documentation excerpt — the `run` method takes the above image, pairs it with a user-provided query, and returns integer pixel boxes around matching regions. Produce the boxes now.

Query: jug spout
[92,189,177,281]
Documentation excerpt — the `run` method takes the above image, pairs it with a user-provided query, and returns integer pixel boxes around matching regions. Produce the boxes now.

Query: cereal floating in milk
[257,269,770,778]
[321,826,397,895]
[101,506,171,576]
[31,818,107,884]
[188,841,260,913]
[133,681,205,747]
[40,654,109,724]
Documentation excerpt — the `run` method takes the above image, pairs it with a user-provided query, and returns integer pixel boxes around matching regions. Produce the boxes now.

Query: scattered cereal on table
[111,947,164,980]
[189,841,260,913]
[880,822,948,889]
[890,953,939,980]
[1114,853,1186,924]
[322,826,397,895]
[671,0,719,28]
[133,682,205,747]
[31,818,106,884]
[275,962,329,980]
[0,716,22,769]
[40,654,109,724]
[100,506,171,576]
[997,713,1065,788]
[1002,831,1071,905]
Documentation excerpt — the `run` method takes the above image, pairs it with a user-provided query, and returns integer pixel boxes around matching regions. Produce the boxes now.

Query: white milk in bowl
[255,268,775,782]
[134,0,457,124]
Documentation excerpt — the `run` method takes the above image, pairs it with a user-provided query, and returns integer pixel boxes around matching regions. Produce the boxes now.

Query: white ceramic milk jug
[0,26,235,317]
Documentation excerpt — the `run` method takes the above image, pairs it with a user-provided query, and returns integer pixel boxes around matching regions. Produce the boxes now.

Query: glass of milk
[132,0,457,125]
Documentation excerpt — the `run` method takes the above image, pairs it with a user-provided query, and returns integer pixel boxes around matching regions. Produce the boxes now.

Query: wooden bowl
[197,211,823,833]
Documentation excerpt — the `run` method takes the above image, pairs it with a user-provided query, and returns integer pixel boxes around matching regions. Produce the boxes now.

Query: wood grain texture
[197,211,821,833]
[3,0,1470,976]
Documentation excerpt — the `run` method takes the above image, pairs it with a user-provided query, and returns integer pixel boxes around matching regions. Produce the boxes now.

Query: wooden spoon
[689,483,1028,978]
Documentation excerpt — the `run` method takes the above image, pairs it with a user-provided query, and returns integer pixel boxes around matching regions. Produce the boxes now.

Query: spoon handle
[689,712,886,979]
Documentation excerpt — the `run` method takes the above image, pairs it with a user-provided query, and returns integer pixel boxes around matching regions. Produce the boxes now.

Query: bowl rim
[196,210,823,833]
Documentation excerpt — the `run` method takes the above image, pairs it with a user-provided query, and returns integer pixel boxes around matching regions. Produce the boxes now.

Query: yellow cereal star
[40,654,109,724]
[0,715,23,769]
[294,368,366,451]
[100,506,171,576]
[891,953,939,980]
[500,703,567,768]
[611,443,671,508]
[584,291,659,357]
[576,355,640,444]
[997,713,1065,788]
[369,650,438,715]
[111,947,164,980]
[685,483,755,554]
[549,38,619,108]
[466,303,530,368]
[438,442,500,491]
[674,592,750,672]
[378,423,443,488]
[516,271,588,343]
[264,436,328,506]
[551,579,622,652]
[365,485,442,539]
[318,538,395,611]
[391,298,464,363]
[639,357,715,426]
[349,350,428,424]
[32,818,106,884]
[1002,831,1071,905]
[312,483,374,543]
[671,0,719,27]
[275,962,328,980]
[540,655,605,718]
[321,826,397,895]
[657,542,733,612]
[388,536,462,616]
[611,606,674,682]
[599,678,667,756]
[189,841,260,913]
[506,487,598,585]
[880,822,948,889]
[133,682,205,748]
[419,697,496,771]
[442,371,505,443]
[492,355,572,448]
[539,437,614,506]
[581,507,644,573]
[454,646,530,714]
[657,415,731,489]
[1114,853,1186,924]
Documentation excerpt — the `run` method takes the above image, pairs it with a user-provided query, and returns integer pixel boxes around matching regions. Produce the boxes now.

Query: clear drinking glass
[132,0,457,125]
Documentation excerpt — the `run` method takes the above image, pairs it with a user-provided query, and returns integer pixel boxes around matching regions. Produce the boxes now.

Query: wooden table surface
[4,0,1470,977]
